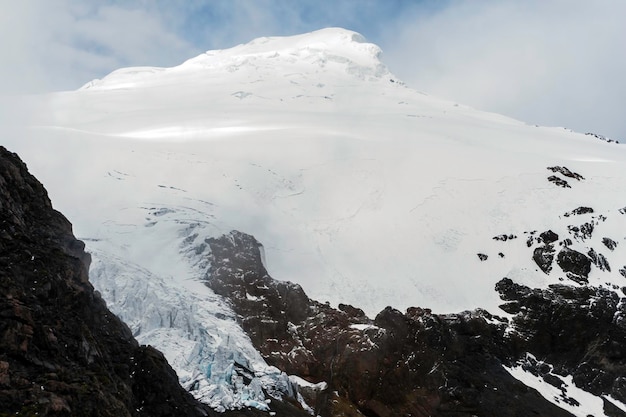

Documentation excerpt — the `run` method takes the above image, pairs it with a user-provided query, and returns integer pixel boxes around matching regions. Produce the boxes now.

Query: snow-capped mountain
[5,28,626,415]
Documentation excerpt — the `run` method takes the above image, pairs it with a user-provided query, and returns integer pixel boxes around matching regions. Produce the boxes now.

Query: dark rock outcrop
[563,206,594,217]
[603,237,618,251]
[548,166,585,180]
[539,230,559,244]
[567,221,595,241]
[533,244,555,274]
[204,231,370,379]
[585,132,620,144]
[547,166,585,188]
[204,230,626,417]
[0,147,215,417]
[496,278,626,405]
[556,247,591,283]
[492,234,516,242]
[548,175,571,188]
[524,230,537,247]
[588,248,611,272]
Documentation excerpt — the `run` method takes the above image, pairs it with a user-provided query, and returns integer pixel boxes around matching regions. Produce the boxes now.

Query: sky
[1,0,625,140]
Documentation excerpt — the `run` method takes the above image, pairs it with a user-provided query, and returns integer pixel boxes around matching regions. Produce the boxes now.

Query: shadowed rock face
[496,279,626,409]
[205,231,626,417]
[0,147,214,417]
[556,246,591,283]
[533,244,555,274]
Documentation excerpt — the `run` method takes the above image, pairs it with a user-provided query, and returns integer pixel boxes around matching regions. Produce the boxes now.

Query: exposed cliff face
[0,146,212,417]
[497,279,626,406]
[206,231,626,417]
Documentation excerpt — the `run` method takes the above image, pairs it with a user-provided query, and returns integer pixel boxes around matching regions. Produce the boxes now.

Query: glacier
[86,206,296,411]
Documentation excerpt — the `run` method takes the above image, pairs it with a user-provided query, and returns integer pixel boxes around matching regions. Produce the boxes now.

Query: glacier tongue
[87,206,294,411]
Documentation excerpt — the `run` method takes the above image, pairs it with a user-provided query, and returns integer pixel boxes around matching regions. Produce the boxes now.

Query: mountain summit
[82,28,389,91]
[182,27,387,77]
[6,28,626,415]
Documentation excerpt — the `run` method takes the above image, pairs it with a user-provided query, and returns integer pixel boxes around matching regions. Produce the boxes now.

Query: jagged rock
[546,165,587,188]
[477,253,488,261]
[539,230,559,244]
[204,231,622,416]
[556,247,591,283]
[620,267,626,279]
[603,237,618,251]
[588,248,611,272]
[548,175,571,188]
[568,221,595,241]
[524,231,538,247]
[547,166,585,180]
[205,231,313,338]
[0,147,215,417]
[493,234,517,242]
[533,244,555,274]
[563,206,594,217]
[585,132,619,144]
[496,278,626,404]
[338,303,368,320]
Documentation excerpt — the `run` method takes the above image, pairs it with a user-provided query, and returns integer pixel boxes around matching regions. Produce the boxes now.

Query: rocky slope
[0,146,211,416]
[205,231,626,417]
[0,147,313,417]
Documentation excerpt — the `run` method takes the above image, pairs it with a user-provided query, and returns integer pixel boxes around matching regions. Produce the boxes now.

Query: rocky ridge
[0,146,215,416]
[204,231,626,416]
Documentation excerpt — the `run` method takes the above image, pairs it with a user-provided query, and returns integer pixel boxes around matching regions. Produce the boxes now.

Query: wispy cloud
[380,0,626,139]
[0,0,197,93]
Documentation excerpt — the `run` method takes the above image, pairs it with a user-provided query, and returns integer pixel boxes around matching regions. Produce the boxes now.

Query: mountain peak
[187,27,381,65]
[240,27,370,49]
[179,27,388,79]
[82,28,390,90]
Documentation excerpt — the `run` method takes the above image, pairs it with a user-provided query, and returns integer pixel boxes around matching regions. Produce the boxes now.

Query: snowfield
[4,28,626,413]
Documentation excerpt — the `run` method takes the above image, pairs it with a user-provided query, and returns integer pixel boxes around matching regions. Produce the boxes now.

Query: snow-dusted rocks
[496,278,626,413]
[196,228,626,416]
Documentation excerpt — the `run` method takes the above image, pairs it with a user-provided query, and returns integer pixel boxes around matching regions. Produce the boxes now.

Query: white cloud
[0,0,198,93]
[380,0,626,139]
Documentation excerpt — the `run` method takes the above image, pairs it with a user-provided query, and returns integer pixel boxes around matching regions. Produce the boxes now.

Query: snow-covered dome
[82,28,391,90]
[183,27,383,70]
